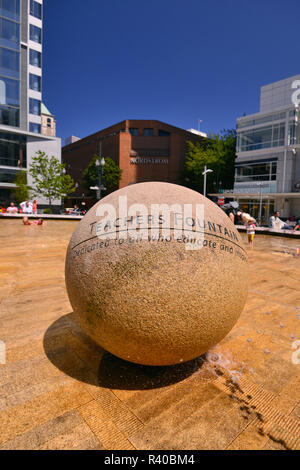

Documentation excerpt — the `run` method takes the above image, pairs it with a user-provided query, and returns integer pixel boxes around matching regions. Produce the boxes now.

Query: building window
[0,105,19,126]
[143,128,154,136]
[0,48,20,79]
[30,0,42,19]
[0,131,26,167]
[0,168,21,183]
[47,117,51,128]
[235,161,277,183]
[0,0,20,22]
[237,112,286,129]
[129,128,139,136]
[29,122,40,134]
[29,49,41,68]
[0,18,20,50]
[29,73,41,92]
[237,124,285,152]
[29,97,41,115]
[29,24,41,44]
[0,77,19,106]
[158,129,170,136]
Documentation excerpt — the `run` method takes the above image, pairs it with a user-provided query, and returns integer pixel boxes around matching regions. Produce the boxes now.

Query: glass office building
[0,0,61,207]
[228,75,300,221]
[0,1,20,128]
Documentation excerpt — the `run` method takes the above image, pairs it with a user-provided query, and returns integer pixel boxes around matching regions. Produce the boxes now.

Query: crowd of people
[268,211,300,232]
[1,200,38,215]
[221,201,300,247]
[0,200,44,227]
[1,201,85,216]
[2,197,300,245]
[1,199,86,228]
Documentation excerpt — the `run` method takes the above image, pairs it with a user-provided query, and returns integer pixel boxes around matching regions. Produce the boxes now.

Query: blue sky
[43,0,300,143]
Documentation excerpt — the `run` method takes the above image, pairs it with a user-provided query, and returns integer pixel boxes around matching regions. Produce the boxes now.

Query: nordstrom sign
[130,157,169,165]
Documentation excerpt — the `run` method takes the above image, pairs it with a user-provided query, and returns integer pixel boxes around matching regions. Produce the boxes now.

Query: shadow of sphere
[97,352,206,390]
[43,313,206,390]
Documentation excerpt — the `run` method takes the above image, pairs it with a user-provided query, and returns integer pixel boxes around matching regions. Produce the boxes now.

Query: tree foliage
[182,129,236,195]
[29,151,75,210]
[82,155,122,195]
[104,156,123,191]
[14,170,31,203]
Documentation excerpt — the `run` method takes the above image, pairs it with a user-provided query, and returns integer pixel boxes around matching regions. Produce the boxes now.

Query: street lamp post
[90,157,106,200]
[61,167,66,213]
[75,182,79,207]
[202,165,213,197]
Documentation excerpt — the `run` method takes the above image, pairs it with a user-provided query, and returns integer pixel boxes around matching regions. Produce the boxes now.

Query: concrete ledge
[0,213,83,221]
[236,224,300,239]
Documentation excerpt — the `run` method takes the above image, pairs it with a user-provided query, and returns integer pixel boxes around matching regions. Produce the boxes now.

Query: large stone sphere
[65,182,248,366]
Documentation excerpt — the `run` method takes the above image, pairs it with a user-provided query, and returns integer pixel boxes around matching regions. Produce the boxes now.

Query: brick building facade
[62,119,206,206]
[41,104,56,137]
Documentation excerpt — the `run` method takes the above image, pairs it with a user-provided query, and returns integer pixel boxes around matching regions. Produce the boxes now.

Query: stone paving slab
[0,219,299,450]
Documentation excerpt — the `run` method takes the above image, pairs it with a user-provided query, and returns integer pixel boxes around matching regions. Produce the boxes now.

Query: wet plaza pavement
[0,219,299,450]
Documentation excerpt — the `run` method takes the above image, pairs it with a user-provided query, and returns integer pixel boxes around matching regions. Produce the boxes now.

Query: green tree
[103,156,123,191]
[14,170,31,204]
[82,155,122,196]
[182,129,236,195]
[82,155,99,195]
[29,151,76,211]
[210,129,237,191]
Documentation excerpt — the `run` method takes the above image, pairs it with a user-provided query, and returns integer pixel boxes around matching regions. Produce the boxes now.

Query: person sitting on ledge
[6,202,18,214]
[269,211,293,230]
[293,216,300,232]
[20,200,33,214]
[72,204,81,215]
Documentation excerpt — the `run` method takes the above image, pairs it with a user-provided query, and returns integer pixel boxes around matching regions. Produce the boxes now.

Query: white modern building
[221,75,300,221]
[0,0,61,208]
